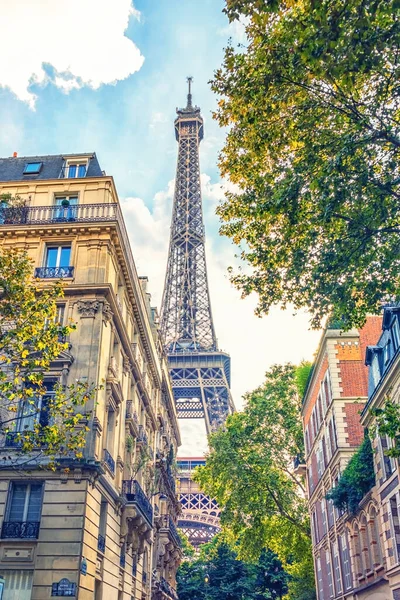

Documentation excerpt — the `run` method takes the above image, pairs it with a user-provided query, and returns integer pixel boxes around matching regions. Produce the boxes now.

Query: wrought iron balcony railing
[103,448,115,476]
[126,401,139,424]
[4,432,24,448]
[160,515,181,548]
[34,266,74,279]
[97,534,106,553]
[0,202,120,226]
[122,479,153,526]
[137,425,148,447]
[158,577,178,600]
[1,520,40,539]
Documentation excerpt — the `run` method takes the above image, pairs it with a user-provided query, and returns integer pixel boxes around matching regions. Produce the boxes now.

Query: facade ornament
[77,300,100,318]
[102,301,113,323]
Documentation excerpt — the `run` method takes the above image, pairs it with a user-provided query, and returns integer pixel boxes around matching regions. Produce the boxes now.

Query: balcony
[122,479,153,527]
[0,202,120,227]
[126,401,139,436]
[4,432,23,448]
[97,534,105,553]
[137,425,149,449]
[103,449,115,476]
[293,455,306,477]
[155,577,178,600]
[159,515,181,548]
[34,266,74,279]
[1,520,40,539]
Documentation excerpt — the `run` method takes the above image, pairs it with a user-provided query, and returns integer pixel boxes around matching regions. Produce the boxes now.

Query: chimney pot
[13,152,17,158]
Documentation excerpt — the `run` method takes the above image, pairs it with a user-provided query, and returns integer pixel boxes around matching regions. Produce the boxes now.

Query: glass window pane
[9,484,27,521]
[46,247,58,268]
[78,165,86,177]
[24,162,42,174]
[68,165,77,178]
[59,247,71,267]
[26,484,42,521]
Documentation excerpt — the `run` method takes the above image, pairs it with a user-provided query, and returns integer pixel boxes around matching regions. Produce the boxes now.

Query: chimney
[13,152,17,158]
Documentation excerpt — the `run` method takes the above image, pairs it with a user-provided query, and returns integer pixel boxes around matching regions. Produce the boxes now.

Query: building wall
[0,163,181,600]
[302,320,383,600]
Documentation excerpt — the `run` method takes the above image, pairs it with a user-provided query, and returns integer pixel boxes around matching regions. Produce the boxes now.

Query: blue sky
[0,0,321,454]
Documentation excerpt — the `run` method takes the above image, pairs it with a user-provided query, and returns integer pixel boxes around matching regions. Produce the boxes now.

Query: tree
[177,539,289,600]
[0,247,94,468]
[195,363,315,599]
[213,0,400,329]
[326,434,375,514]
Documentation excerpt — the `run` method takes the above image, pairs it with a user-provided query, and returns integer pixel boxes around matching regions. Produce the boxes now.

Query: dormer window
[23,162,42,174]
[60,158,89,179]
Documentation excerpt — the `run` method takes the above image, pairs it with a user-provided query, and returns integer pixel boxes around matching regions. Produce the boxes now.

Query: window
[16,382,55,433]
[54,196,78,220]
[23,162,42,174]
[63,163,87,178]
[7,483,42,523]
[392,317,400,350]
[340,533,352,590]
[316,557,324,600]
[326,549,334,599]
[97,498,107,552]
[384,340,392,366]
[46,245,71,269]
[0,570,33,600]
[379,435,396,479]
[321,499,327,535]
[2,483,43,539]
[333,541,342,588]
[324,370,333,406]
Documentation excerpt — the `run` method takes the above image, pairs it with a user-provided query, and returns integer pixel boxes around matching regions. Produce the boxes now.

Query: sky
[0,0,321,455]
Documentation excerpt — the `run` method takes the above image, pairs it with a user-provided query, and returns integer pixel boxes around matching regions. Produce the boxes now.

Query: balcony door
[54,196,78,221]
[45,246,71,277]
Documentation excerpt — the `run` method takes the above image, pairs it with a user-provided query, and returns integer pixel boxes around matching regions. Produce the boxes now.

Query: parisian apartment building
[302,311,400,600]
[0,153,182,600]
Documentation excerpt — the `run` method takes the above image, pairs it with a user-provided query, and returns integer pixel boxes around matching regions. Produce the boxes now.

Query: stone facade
[301,318,387,600]
[0,154,182,600]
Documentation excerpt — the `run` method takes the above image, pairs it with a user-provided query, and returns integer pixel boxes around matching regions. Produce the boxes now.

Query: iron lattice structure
[176,459,221,548]
[160,81,235,545]
[161,80,234,433]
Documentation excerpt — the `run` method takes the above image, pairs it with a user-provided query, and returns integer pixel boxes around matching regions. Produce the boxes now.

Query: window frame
[5,481,44,523]
[44,244,72,269]
[23,162,42,175]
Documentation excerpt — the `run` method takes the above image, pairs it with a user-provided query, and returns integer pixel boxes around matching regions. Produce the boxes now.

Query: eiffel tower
[160,79,235,545]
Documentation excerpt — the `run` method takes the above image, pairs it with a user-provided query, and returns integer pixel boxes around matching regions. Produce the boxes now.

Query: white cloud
[121,176,321,455]
[217,17,250,44]
[0,0,144,107]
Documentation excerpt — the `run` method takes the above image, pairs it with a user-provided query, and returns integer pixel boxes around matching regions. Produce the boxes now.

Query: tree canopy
[0,247,94,468]
[177,539,290,600]
[195,363,315,599]
[213,0,400,329]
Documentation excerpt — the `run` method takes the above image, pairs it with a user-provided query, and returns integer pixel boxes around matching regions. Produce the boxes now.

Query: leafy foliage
[370,401,400,457]
[0,247,94,467]
[326,435,375,514]
[213,0,400,329]
[177,540,290,600]
[195,364,315,599]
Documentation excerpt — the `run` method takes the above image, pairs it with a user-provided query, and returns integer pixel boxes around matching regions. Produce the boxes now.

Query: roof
[0,153,103,182]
